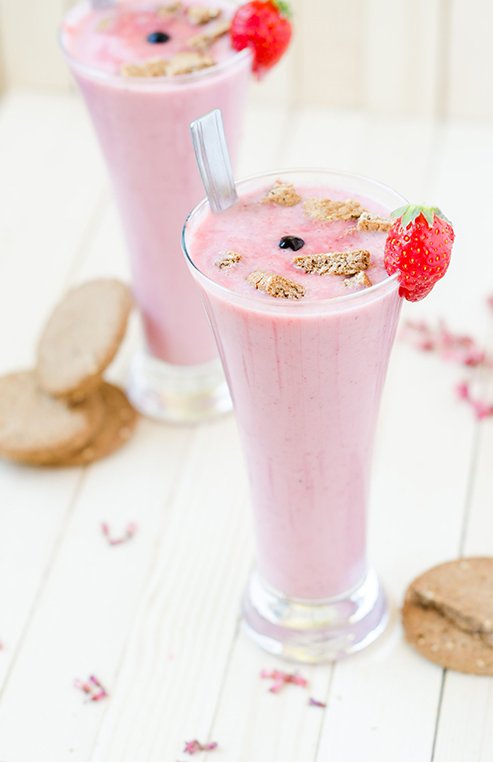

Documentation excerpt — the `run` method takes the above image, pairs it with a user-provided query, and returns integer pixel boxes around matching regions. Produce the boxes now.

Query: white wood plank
[0,92,109,706]
[280,108,367,170]
[429,121,493,762]
[0,418,193,762]
[364,1,442,117]
[205,635,331,762]
[447,0,493,119]
[83,419,251,762]
[0,91,107,370]
[0,0,72,90]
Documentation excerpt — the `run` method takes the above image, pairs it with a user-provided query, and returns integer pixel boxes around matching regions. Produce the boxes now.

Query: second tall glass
[61,1,251,422]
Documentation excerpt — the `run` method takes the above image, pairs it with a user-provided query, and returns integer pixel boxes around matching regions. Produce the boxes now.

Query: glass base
[127,350,232,424]
[242,569,388,664]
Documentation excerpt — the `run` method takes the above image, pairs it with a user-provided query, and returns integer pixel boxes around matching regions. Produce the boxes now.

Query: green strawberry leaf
[272,0,292,18]
[390,203,451,229]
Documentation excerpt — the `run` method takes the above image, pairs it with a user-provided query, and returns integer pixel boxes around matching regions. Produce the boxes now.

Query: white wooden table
[1,90,493,762]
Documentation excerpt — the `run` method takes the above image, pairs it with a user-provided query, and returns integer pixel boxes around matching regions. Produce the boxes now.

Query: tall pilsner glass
[183,170,405,662]
[60,1,251,422]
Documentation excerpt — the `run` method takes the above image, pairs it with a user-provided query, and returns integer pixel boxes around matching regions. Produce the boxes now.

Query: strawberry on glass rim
[230,0,292,77]
[384,204,455,302]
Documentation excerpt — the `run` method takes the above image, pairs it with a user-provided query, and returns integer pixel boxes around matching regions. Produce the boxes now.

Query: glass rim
[182,167,406,313]
[59,0,252,87]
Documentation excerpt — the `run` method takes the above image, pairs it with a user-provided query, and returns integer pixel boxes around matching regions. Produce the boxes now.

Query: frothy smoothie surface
[190,179,395,302]
[62,1,237,76]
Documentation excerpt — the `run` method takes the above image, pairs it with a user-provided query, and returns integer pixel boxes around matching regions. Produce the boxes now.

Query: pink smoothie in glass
[61,1,251,366]
[185,173,402,600]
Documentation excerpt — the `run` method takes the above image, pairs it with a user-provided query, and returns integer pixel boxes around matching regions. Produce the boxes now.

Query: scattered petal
[309,697,327,708]
[183,740,218,755]
[402,320,486,367]
[101,522,137,546]
[74,675,109,702]
[456,380,493,420]
[260,668,309,693]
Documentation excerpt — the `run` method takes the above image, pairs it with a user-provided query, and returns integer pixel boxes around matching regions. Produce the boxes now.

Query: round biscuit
[53,383,138,466]
[36,279,132,401]
[402,596,493,676]
[0,371,104,465]
[409,557,493,642]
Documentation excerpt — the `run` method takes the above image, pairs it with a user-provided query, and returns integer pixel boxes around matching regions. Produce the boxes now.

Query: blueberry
[279,235,305,252]
[147,31,171,43]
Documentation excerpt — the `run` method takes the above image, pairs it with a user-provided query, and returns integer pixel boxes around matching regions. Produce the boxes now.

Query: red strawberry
[384,204,455,302]
[230,0,292,77]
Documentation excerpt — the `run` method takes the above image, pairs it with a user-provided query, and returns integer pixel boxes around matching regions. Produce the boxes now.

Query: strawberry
[230,0,292,77]
[384,204,455,302]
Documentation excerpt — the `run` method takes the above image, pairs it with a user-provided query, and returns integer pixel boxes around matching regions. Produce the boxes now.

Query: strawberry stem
[391,203,449,229]
[272,0,292,18]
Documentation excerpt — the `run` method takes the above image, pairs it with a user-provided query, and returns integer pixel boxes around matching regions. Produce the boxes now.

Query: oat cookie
[215,251,242,269]
[262,181,301,207]
[409,557,493,646]
[344,271,372,289]
[122,58,168,77]
[294,250,371,277]
[247,271,305,300]
[167,51,215,75]
[403,598,493,676]
[402,557,493,674]
[0,371,104,465]
[37,279,132,402]
[187,6,221,24]
[53,383,138,467]
[356,212,392,232]
[188,20,231,50]
[304,198,365,222]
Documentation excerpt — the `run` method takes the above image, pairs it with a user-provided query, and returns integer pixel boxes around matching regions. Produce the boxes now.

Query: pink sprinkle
[101,522,137,546]
[309,697,327,708]
[260,668,309,693]
[74,675,108,702]
[183,740,218,755]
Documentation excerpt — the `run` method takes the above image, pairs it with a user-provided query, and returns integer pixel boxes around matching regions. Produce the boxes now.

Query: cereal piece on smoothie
[187,6,222,25]
[121,58,169,77]
[167,51,215,75]
[262,181,301,207]
[215,251,242,269]
[356,212,393,232]
[188,20,231,49]
[294,249,371,276]
[156,2,182,16]
[344,271,372,289]
[304,198,366,222]
[247,271,305,300]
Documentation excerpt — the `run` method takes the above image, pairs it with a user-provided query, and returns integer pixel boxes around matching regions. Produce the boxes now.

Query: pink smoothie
[185,174,403,600]
[61,1,251,365]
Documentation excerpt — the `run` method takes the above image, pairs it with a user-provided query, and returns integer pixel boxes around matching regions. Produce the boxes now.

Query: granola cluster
[187,5,221,25]
[303,198,365,223]
[122,51,214,77]
[262,181,302,207]
[247,272,305,300]
[215,251,242,269]
[294,250,371,277]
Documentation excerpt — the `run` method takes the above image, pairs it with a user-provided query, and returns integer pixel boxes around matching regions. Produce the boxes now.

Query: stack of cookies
[0,279,138,467]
